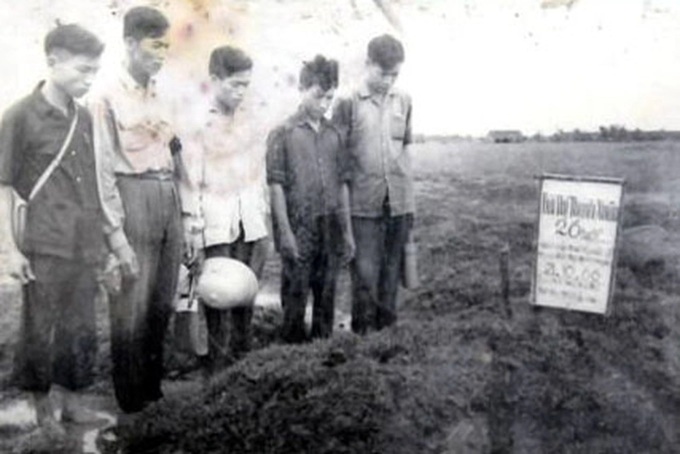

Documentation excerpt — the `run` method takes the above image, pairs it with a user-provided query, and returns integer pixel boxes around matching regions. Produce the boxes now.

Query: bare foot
[13,419,68,453]
[60,389,113,425]
[41,417,67,439]
[62,405,111,425]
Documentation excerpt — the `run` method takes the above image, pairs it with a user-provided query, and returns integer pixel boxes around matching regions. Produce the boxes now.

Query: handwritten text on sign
[533,176,624,314]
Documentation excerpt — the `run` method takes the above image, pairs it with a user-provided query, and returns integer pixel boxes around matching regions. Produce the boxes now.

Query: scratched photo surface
[1,1,679,453]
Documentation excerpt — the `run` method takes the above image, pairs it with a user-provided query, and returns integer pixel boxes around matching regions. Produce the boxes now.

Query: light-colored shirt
[181,104,268,247]
[332,85,414,218]
[93,68,175,173]
[89,66,176,250]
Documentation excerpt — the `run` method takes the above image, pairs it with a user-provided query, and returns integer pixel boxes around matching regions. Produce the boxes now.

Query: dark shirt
[0,83,105,262]
[332,86,414,218]
[266,110,349,241]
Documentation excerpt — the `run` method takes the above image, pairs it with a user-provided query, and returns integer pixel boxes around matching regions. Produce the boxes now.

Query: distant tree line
[535,125,674,142]
[414,126,680,144]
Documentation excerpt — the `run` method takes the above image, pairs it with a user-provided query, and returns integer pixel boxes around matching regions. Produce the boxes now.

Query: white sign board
[532,174,624,314]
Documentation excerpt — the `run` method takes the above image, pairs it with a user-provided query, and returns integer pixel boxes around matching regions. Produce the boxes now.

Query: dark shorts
[13,255,99,392]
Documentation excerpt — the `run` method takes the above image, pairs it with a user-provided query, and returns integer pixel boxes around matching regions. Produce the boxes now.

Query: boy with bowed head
[0,23,107,437]
[332,34,415,334]
[267,55,355,343]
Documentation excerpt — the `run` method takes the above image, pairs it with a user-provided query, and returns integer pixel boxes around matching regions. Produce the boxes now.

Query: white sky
[1,0,680,136]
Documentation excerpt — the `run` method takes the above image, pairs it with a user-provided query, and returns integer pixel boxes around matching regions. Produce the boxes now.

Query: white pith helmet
[196,257,259,310]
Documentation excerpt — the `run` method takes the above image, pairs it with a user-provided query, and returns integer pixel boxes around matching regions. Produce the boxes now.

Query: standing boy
[90,6,183,413]
[266,56,354,343]
[0,24,106,436]
[332,34,414,334]
[181,45,269,372]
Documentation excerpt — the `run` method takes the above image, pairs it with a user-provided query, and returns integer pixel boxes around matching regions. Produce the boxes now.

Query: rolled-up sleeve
[89,98,128,250]
[0,106,22,187]
[331,97,351,143]
[334,127,352,184]
[176,132,202,218]
[266,126,287,186]
[331,98,353,183]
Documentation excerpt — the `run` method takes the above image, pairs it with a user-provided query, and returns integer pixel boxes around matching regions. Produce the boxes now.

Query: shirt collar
[31,81,75,119]
[358,82,396,102]
[206,99,247,130]
[208,100,243,118]
[119,62,157,95]
[291,107,328,131]
[358,84,373,99]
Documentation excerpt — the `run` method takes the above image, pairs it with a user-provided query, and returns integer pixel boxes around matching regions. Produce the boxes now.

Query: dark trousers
[13,255,98,393]
[109,176,182,413]
[351,204,412,334]
[280,215,340,343]
[201,233,266,371]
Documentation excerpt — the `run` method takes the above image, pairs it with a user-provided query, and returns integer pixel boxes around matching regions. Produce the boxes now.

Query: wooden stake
[499,242,511,319]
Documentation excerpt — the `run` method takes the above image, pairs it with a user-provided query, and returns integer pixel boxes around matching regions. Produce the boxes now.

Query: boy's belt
[116,170,174,181]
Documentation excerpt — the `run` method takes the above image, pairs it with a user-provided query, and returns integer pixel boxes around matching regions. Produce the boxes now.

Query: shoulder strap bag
[11,106,79,253]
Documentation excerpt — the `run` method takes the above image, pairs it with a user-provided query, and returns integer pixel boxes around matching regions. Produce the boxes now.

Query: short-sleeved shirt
[181,104,269,247]
[266,110,348,234]
[0,83,105,262]
[332,85,414,218]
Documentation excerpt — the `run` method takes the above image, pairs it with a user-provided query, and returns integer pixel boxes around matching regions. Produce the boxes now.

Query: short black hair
[44,24,105,58]
[299,55,338,92]
[123,6,169,41]
[367,34,405,69]
[209,46,253,79]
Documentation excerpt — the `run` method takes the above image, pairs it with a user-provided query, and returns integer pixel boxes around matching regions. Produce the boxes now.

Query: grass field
[1,140,680,453]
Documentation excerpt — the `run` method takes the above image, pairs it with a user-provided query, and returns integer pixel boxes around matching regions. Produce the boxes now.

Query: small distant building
[488,130,525,143]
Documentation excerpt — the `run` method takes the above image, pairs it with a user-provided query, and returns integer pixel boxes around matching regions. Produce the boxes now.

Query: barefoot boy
[0,24,106,436]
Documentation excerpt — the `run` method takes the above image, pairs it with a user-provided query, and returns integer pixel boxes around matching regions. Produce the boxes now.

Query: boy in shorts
[0,24,107,437]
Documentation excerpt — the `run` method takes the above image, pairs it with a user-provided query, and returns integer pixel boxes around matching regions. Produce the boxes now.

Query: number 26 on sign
[554,218,602,241]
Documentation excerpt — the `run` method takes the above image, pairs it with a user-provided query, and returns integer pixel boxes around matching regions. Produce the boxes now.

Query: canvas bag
[11,107,79,253]
[174,263,208,356]
[173,128,210,356]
